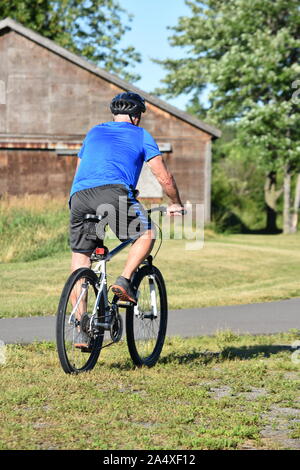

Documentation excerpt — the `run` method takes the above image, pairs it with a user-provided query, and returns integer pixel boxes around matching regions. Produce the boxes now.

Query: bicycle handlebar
[147,206,167,214]
[147,206,186,215]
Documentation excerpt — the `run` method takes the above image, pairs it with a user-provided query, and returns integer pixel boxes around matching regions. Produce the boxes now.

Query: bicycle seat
[84,213,102,223]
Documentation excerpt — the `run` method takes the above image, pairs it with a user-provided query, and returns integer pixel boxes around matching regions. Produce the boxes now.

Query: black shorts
[69,184,153,253]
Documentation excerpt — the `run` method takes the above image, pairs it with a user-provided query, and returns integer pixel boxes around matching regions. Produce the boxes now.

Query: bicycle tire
[56,268,104,374]
[126,264,168,367]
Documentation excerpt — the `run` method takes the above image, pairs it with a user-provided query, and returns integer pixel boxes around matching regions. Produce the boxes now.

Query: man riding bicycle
[69,91,184,345]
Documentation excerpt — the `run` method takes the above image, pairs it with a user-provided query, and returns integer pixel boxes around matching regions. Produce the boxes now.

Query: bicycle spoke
[63,278,92,369]
[126,266,167,367]
[56,268,104,374]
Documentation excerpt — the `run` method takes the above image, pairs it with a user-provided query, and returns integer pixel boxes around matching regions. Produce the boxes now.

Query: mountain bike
[56,206,168,374]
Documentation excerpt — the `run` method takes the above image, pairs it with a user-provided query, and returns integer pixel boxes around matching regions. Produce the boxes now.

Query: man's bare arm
[147,155,184,213]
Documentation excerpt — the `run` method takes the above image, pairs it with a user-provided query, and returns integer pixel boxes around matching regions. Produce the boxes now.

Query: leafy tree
[211,126,267,232]
[0,0,141,82]
[156,0,300,232]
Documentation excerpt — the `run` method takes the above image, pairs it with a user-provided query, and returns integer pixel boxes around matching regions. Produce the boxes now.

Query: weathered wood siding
[0,30,212,208]
[0,150,77,196]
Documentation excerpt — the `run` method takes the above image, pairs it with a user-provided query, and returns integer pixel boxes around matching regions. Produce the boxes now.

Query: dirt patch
[261,405,300,450]
[209,385,232,399]
[241,387,267,400]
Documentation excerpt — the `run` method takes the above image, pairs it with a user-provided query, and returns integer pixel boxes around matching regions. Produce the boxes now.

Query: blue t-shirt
[70,122,161,197]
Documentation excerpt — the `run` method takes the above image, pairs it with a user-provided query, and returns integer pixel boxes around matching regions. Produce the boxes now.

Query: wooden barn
[0,18,221,221]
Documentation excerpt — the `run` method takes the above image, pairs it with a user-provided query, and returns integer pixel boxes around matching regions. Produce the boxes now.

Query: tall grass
[0,194,70,263]
[0,194,213,264]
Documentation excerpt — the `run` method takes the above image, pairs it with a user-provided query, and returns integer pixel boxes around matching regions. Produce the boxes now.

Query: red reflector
[95,248,105,255]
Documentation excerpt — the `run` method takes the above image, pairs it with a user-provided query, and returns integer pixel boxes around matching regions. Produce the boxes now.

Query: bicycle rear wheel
[126,265,168,367]
[56,268,104,374]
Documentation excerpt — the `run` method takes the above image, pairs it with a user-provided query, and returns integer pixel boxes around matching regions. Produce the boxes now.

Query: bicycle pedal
[117,300,133,308]
[80,346,93,353]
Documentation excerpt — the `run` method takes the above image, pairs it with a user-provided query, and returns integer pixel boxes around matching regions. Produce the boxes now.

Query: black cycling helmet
[110,91,146,116]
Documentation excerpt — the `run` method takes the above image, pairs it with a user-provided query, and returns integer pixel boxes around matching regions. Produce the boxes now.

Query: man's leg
[71,228,155,279]
[112,228,156,303]
[121,228,155,280]
[69,189,98,348]
[70,252,93,348]
[71,252,92,272]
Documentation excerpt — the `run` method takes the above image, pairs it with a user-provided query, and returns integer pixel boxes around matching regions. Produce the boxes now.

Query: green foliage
[0,0,141,82]
[157,0,300,223]
[211,126,266,232]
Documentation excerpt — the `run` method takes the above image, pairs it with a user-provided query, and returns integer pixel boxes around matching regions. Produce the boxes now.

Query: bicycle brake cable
[152,221,163,260]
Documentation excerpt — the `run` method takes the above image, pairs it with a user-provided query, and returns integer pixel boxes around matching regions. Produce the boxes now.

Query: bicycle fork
[134,274,158,319]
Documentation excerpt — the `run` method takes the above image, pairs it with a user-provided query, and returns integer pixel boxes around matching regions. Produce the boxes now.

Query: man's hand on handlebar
[166,203,186,216]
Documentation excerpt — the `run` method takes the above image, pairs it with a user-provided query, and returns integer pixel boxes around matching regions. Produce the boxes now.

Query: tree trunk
[291,173,300,233]
[283,165,292,234]
[264,171,282,233]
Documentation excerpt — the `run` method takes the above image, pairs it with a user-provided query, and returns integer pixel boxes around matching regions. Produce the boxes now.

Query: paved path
[0,298,299,344]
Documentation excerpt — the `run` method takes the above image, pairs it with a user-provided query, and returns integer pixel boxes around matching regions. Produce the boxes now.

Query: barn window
[157,142,172,153]
[56,149,79,157]
[136,143,172,199]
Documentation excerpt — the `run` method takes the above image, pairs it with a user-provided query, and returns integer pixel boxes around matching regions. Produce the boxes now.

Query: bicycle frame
[56,206,170,372]
[88,237,136,332]
[85,206,168,333]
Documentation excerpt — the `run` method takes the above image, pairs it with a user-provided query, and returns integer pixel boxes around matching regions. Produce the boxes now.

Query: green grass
[1,196,300,451]
[0,194,69,263]
[1,194,300,318]
[1,233,300,318]
[0,331,299,450]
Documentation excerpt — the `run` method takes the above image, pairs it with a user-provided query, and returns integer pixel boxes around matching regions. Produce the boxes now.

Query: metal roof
[0,17,221,138]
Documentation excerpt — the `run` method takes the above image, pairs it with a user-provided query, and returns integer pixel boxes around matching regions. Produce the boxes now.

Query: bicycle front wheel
[126,265,168,367]
[56,268,104,374]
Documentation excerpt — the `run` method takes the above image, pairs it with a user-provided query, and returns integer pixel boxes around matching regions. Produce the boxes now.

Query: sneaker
[111,276,137,305]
